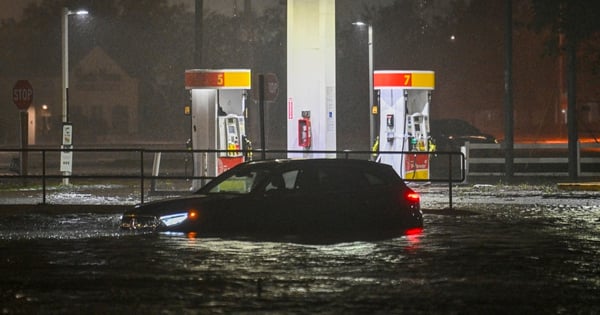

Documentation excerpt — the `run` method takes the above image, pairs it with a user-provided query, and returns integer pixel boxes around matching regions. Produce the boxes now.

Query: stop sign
[13,80,33,110]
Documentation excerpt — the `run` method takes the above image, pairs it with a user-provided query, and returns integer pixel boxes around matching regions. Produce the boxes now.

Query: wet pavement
[1,180,599,211]
[0,182,599,313]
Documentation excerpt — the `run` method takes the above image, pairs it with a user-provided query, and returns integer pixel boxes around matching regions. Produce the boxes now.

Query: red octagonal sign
[13,80,33,110]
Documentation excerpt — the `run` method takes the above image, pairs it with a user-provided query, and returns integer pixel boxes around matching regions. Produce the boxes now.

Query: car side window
[207,170,267,194]
[363,171,386,186]
[317,166,367,191]
[265,169,301,192]
[282,170,300,189]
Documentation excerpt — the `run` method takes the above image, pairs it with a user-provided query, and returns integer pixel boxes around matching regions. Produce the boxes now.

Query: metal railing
[464,142,600,178]
[1,148,465,208]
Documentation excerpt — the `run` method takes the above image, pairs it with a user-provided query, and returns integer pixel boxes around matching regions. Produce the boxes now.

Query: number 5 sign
[13,80,34,110]
[185,69,251,90]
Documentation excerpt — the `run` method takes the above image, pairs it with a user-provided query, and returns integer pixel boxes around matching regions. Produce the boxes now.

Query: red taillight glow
[404,227,423,251]
[406,191,420,203]
[405,227,423,236]
[188,209,199,220]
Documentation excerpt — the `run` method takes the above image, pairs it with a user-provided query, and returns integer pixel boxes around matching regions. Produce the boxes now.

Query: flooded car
[120,159,422,241]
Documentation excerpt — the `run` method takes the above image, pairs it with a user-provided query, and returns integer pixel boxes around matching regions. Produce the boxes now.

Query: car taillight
[405,227,423,235]
[405,190,420,203]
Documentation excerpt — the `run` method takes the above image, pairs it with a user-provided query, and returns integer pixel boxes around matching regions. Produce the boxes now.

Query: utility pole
[504,0,514,181]
[566,31,578,179]
[194,0,203,67]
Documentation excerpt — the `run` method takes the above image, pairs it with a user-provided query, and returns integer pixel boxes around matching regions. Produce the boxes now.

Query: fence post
[42,150,47,205]
[151,152,162,193]
[461,143,469,184]
[140,150,145,204]
[577,141,581,177]
[448,152,453,210]
[259,74,266,160]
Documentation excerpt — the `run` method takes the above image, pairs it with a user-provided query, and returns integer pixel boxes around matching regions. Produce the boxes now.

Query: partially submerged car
[430,119,498,151]
[121,159,422,242]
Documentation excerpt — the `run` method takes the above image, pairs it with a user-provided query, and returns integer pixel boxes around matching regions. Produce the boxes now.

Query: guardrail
[464,142,600,179]
[0,148,464,208]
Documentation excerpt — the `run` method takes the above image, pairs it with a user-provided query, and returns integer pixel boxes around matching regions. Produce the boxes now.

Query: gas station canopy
[374,70,435,90]
[185,69,251,90]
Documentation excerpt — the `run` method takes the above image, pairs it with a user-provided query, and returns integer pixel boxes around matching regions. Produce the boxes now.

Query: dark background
[1,0,598,150]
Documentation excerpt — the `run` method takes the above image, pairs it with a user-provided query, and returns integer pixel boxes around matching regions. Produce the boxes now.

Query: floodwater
[1,202,599,314]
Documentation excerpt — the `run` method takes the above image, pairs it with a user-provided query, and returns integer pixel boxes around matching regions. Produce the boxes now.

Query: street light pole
[61,8,88,185]
[62,8,69,126]
[367,23,374,150]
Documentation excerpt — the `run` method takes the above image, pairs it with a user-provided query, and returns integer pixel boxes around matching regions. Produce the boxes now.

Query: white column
[287,0,336,157]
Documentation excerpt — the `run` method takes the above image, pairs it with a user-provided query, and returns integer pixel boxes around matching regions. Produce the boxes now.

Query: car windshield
[200,168,271,194]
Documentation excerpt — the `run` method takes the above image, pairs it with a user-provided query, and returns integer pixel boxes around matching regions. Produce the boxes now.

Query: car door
[356,167,399,229]
[298,164,368,232]
[313,164,399,232]
[251,166,317,235]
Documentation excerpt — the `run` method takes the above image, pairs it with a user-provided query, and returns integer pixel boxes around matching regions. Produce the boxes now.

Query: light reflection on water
[0,213,124,240]
[0,205,598,314]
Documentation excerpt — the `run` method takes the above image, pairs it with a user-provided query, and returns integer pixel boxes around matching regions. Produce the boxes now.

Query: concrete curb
[557,182,600,191]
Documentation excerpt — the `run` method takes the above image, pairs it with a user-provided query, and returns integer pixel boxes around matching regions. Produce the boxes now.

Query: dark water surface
[1,205,598,314]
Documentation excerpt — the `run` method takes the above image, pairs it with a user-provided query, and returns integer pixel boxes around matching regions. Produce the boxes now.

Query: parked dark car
[121,159,422,242]
[430,119,498,151]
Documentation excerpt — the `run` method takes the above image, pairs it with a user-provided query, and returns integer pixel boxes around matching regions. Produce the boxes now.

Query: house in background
[0,46,140,146]
[69,46,139,143]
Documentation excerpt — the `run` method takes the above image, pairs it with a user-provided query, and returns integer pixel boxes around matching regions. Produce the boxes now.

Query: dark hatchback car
[121,159,422,242]
[430,119,498,151]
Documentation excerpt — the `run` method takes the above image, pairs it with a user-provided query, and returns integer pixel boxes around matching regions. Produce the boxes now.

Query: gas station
[183,1,435,184]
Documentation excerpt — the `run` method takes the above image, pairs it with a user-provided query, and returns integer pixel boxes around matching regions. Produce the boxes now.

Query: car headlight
[160,212,189,226]
[159,209,200,227]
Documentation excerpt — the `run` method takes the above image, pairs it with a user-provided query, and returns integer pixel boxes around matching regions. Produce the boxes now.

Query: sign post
[60,123,73,185]
[13,80,33,180]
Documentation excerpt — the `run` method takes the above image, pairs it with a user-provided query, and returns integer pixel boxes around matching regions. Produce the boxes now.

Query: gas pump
[185,69,251,189]
[374,70,435,180]
[217,114,245,173]
[404,111,431,179]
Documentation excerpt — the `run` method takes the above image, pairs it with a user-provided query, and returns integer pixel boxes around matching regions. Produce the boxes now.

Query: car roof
[198,158,402,194]
[243,158,388,169]
[431,118,475,127]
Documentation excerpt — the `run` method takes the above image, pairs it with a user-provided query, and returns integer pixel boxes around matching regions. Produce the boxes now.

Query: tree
[530,1,600,51]
[530,0,600,178]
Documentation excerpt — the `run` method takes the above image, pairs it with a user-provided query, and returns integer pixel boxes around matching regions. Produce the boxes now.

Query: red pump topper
[298,117,311,148]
